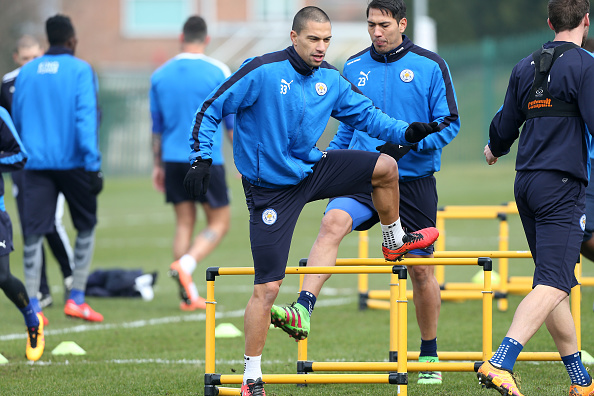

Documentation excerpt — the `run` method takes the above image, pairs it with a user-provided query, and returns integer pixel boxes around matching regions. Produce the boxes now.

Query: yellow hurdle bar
[217,266,398,276]
[406,351,561,361]
[336,257,487,266]
[218,374,399,384]
[307,361,477,372]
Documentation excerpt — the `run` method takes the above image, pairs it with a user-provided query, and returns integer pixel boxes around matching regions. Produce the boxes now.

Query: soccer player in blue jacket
[478,1,594,395]
[150,16,234,312]
[1,34,74,311]
[270,0,459,385]
[0,106,44,361]
[12,15,104,323]
[184,6,441,396]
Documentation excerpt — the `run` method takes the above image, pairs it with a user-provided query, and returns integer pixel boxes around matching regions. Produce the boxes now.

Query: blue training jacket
[0,106,28,211]
[150,53,233,165]
[12,46,101,171]
[190,46,413,189]
[328,36,460,181]
[489,41,594,183]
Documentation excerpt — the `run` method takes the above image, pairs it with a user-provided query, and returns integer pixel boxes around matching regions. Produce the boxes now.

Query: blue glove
[183,159,211,199]
[405,122,440,143]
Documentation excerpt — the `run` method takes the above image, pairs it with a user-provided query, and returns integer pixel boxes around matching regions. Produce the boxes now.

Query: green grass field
[0,161,593,395]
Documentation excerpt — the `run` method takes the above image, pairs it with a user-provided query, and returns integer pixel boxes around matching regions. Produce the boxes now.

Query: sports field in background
[0,161,593,395]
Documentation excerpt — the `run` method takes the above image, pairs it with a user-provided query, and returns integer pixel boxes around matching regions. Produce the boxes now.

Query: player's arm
[331,73,437,145]
[149,83,165,193]
[0,107,27,172]
[327,121,354,150]
[415,62,460,151]
[76,65,101,172]
[578,55,594,135]
[488,64,525,159]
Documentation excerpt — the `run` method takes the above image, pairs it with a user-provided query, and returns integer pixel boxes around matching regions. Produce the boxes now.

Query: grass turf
[0,161,593,395]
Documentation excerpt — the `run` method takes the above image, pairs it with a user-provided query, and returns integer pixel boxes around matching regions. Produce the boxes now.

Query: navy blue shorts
[0,210,14,257]
[326,175,437,255]
[21,169,97,236]
[583,159,594,241]
[514,170,584,294]
[165,162,229,208]
[243,149,379,284]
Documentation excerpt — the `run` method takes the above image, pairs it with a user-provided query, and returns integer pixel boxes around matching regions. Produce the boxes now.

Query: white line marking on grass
[0,297,355,342]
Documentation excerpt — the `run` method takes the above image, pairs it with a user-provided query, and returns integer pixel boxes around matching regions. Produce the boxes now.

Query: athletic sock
[380,218,406,249]
[19,303,39,328]
[243,354,262,384]
[296,290,316,316]
[179,254,197,275]
[562,352,591,386]
[189,282,200,300]
[69,288,85,305]
[29,297,41,313]
[420,337,438,358]
[490,337,523,371]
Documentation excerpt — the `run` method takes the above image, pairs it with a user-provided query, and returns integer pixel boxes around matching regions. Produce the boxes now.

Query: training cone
[215,323,242,338]
[581,350,594,365]
[51,341,87,356]
[0,353,8,364]
[471,269,500,285]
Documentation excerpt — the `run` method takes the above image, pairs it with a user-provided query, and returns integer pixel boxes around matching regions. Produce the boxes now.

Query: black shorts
[514,170,584,294]
[0,210,14,257]
[21,169,97,236]
[243,149,379,284]
[164,162,229,208]
[329,175,438,255]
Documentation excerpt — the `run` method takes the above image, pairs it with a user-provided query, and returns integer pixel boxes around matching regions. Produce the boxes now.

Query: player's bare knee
[408,265,435,285]
[254,281,282,308]
[372,154,399,187]
[319,211,351,243]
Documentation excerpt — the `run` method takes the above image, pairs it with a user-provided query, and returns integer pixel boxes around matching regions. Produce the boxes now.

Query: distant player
[1,35,74,313]
[0,106,44,361]
[478,1,594,394]
[12,15,104,323]
[150,16,233,311]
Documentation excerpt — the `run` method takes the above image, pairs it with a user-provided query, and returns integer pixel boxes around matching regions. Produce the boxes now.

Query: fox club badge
[262,208,277,225]
[581,214,586,231]
[315,82,328,96]
[400,69,414,82]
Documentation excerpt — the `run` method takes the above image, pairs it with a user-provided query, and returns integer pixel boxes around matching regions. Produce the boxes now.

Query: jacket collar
[285,46,316,76]
[46,46,74,56]
[369,35,412,63]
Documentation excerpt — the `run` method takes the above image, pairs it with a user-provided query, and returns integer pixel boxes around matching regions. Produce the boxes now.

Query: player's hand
[88,170,104,195]
[184,159,211,199]
[376,142,412,162]
[404,122,440,143]
[484,144,498,165]
[152,166,165,193]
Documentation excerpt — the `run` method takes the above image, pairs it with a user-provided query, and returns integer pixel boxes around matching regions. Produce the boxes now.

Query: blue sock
[490,337,523,371]
[29,297,41,313]
[296,290,316,316]
[69,289,85,305]
[19,303,39,328]
[562,352,591,386]
[420,338,438,357]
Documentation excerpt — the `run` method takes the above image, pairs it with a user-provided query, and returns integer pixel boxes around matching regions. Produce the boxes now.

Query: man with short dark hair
[185,6,440,395]
[12,14,104,323]
[150,15,233,311]
[1,34,74,314]
[270,0,459,385]
[478,1,594,394]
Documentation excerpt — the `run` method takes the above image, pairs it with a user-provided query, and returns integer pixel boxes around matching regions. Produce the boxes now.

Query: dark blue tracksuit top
[489,41,594,183]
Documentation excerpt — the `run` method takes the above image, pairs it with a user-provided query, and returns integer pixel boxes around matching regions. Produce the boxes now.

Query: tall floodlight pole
[413,0,437,52]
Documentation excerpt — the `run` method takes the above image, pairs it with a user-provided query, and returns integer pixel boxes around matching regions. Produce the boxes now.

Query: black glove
[88,170,103,195]
[184,159,211,199]
[404,121,440,144]
[376,142,412,162]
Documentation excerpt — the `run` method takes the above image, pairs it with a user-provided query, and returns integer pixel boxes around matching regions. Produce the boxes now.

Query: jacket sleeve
[189,60,262,163]
[149,76,164,134]
[416,62,460,151]
[489,64,525,157]
[327,122,354,150]
[330,73,411,145]
[0,107,27,172]
[77,65,101,171]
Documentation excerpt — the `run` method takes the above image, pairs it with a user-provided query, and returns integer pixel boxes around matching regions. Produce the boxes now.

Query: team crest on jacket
[315,82,328,96]
[262,208,277,225]
[400,69,414,82]
[581,214,586,231]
